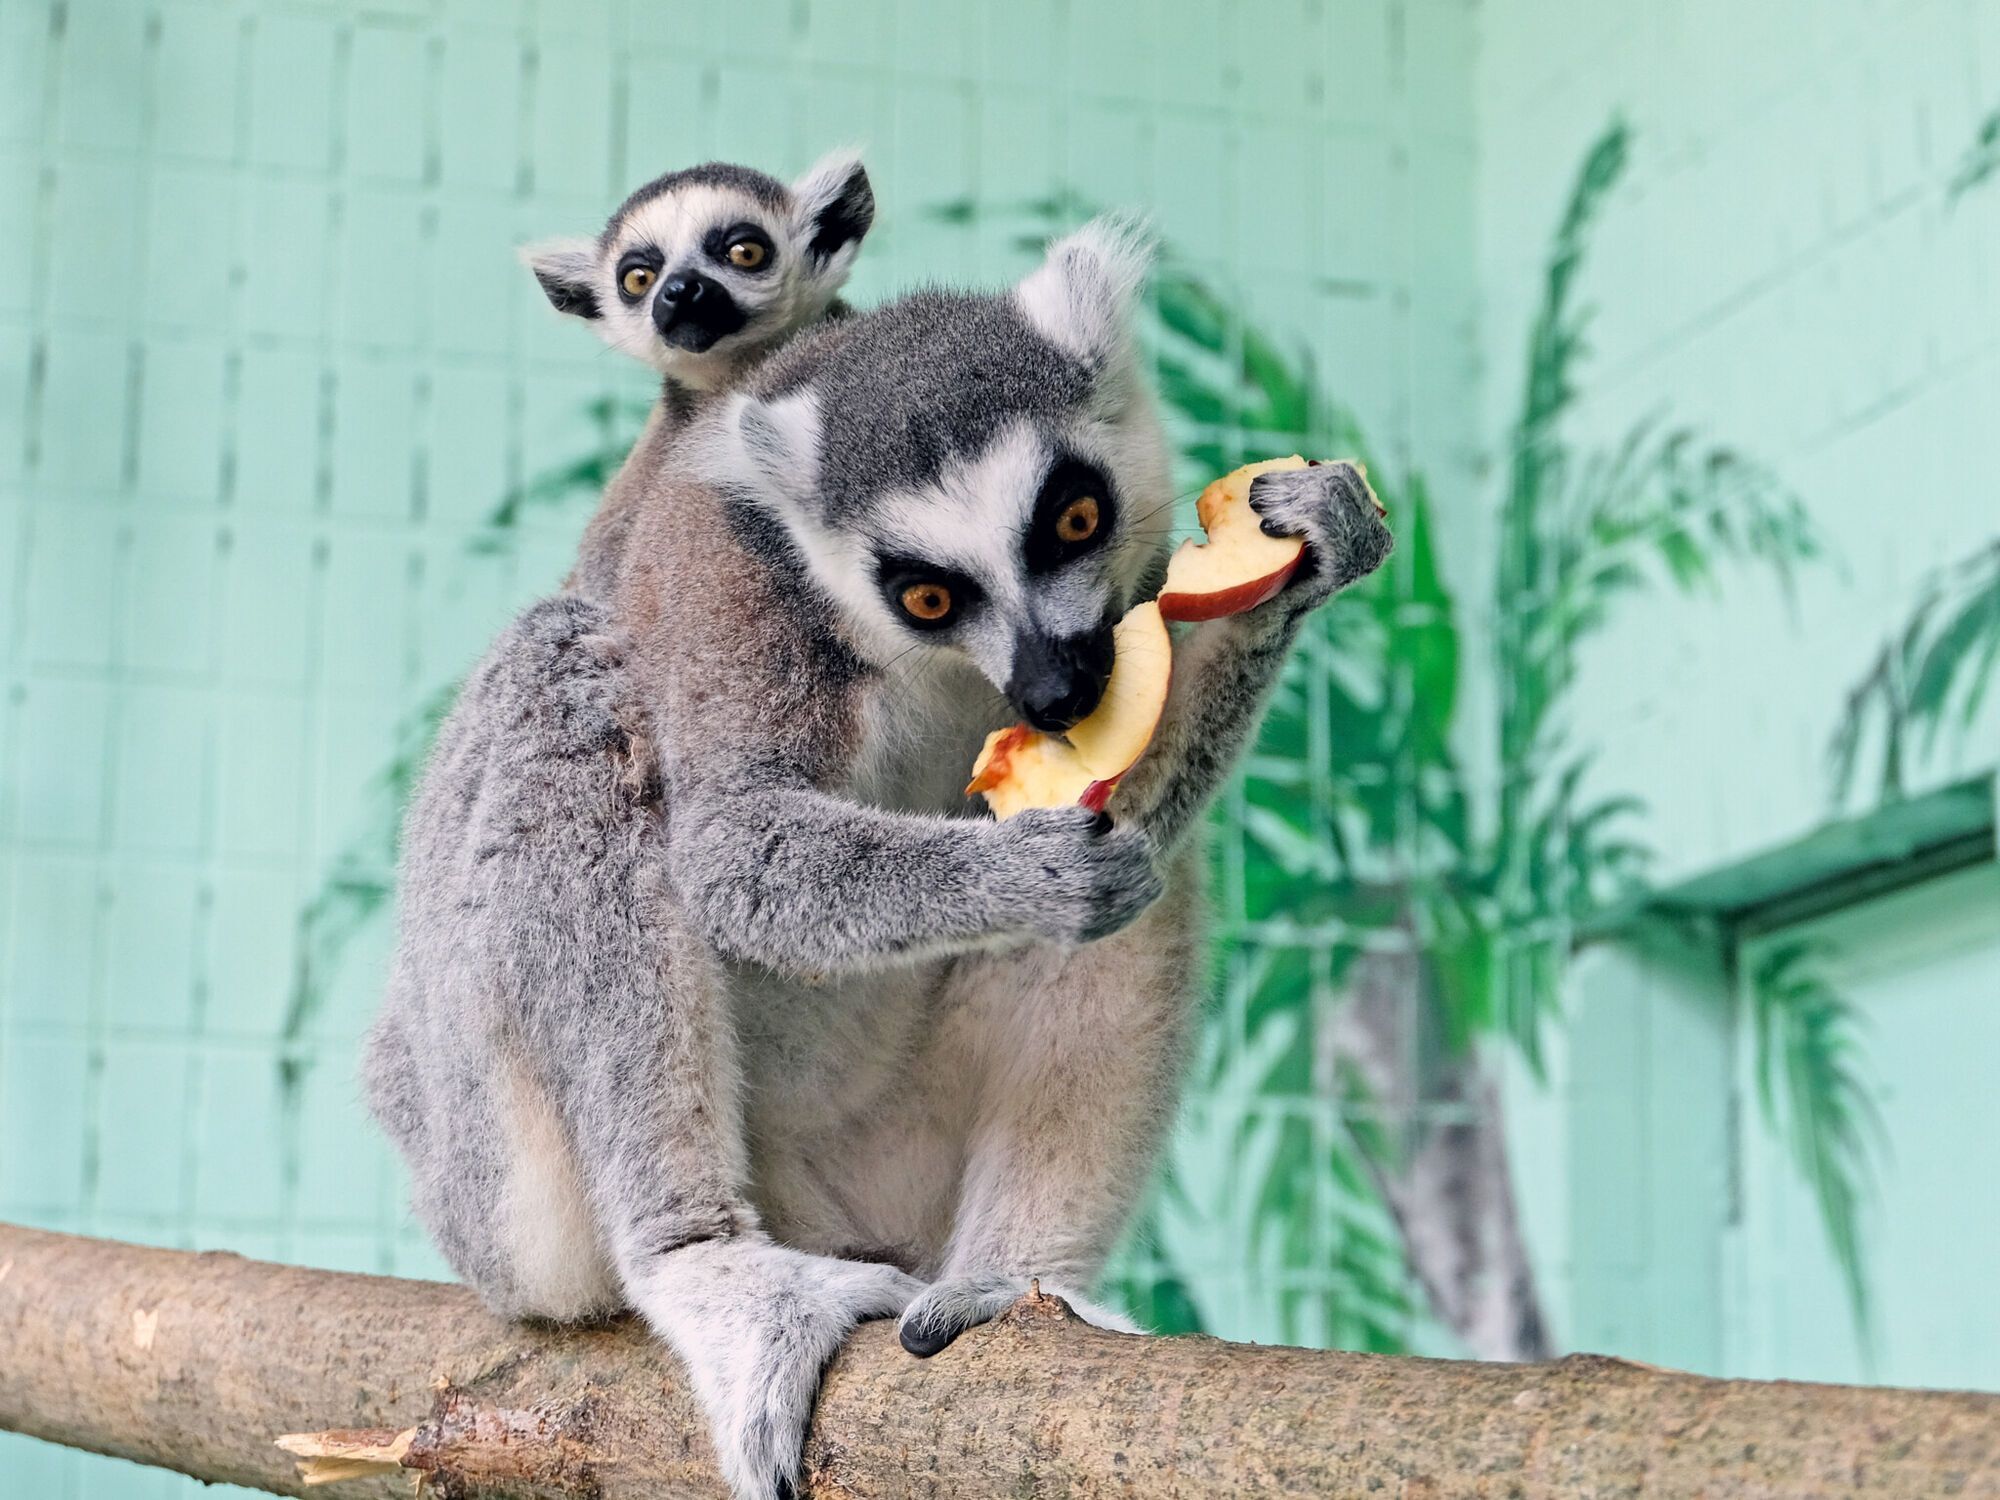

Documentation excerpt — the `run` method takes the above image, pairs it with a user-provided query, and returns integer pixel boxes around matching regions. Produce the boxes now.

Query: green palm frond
[1497,123,1822,811]
[1748,939,1884,1350]
[1828,105,2000,804]
[1101,1197,1208,1336]
[1947,103,2000,203]
[279,677,458,1061]
[1236,956,1414,1349]
[1830,541,2000,807]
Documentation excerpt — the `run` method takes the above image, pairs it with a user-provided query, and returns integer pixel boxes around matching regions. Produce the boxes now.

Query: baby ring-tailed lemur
[366,221,1392,1500]
[523,150,875,597]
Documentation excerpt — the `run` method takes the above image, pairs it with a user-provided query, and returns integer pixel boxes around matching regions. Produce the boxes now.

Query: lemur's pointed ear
[1014,216,1153,368]
[711,388,823,517]
[520,238,602,321]
[792,149,875,266]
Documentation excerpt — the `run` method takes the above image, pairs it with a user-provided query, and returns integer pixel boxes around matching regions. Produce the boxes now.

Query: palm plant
[1831,540,2000,805]
[1948,102,2000,203]
[1065,121,1829,1357]
[1835,100,2000,802]
[1748,940,1883,1346]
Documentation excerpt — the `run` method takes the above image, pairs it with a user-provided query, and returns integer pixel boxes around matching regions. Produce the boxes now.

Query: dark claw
[900,1318,963,1358]
[1259,518,1291,539]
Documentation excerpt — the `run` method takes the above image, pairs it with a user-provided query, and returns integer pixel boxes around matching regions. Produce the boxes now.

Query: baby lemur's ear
[520,238,602,321]
[1014,215,1153,372]
[791,149,875,270]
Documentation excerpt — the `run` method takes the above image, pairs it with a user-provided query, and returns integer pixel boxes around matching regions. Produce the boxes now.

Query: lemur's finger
[1245,472,1292,513]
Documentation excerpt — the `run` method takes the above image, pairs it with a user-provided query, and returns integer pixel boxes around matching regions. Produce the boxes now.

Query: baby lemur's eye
[1054,495,1100,544]
[900,582,953,622]
[621,264,656,298]
[728,239,767,269]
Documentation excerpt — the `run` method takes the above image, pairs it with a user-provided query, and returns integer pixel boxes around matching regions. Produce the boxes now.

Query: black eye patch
[704,221,777,273]
[876,556,982,632]
[1025,457,1116,574]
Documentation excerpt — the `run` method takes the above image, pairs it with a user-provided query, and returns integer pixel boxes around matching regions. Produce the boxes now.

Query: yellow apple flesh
[967,602,1172,819]
[1157,455,1310,622]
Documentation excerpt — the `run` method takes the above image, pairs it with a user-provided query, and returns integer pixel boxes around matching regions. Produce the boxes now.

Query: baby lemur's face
[525,153,873,391]
[711,222,1173,734]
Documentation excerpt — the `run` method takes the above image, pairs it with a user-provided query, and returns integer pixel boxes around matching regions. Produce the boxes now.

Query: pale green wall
[0,1,1480,1490]
[4,0,1998,1489]
[1474,0,2000,873]
[1476,0,2000,1380]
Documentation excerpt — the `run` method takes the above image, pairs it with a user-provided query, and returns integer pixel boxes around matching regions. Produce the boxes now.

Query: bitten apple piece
[965,724,1099,821]
[967,602,1172,820]
[1158,455,1309,621]
[1160,454,1387,621]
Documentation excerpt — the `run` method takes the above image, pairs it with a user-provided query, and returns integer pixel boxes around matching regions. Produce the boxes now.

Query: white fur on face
[730,411,1173,692]
[594,183,849,384]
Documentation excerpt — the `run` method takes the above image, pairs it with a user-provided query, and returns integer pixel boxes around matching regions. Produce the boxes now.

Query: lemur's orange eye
[900,582,953,622]
[728,240,767,269]
[1055,495,1100,544]
[621,264,655,298]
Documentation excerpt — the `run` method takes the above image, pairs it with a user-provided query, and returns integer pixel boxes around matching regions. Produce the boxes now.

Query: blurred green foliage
[1748,939,1884,1349]
[1833,103,2000,804]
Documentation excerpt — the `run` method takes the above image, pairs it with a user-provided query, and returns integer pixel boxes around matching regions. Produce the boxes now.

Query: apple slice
[965,724,1102,821]
[1158,455,1309,621]
[966,601,1172,820]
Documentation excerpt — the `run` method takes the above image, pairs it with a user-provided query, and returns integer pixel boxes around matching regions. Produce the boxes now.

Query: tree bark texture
[1328,944,1554,1362]
[3,1223,1998,1498]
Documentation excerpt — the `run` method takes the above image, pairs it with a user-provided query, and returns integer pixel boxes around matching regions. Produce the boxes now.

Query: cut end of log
[275,1426,416,1487]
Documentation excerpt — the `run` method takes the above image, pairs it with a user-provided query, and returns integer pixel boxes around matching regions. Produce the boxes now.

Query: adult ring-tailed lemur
[523,150,876,599]
[365,218,1393,1500]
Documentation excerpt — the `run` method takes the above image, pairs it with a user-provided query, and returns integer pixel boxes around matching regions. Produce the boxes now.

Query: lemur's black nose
[1009,626,1116,734]
[657,273,703,305]
[652,269,745,350]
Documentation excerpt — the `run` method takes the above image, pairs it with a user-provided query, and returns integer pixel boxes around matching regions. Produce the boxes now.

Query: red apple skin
[1156,555,1301,623]
[1078,778,1118,813]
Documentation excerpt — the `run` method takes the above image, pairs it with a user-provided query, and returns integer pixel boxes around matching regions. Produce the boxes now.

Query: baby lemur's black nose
[653,272,712,336]
[1009,625,1116,734]
[658,273,703,305]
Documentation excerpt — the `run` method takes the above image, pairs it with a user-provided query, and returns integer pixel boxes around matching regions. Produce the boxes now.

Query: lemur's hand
[996,805,1164,944]
[1247,460,1393,616]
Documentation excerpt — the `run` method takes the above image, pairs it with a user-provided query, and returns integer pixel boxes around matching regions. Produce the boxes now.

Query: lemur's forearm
[1117,611,1302,852]
[668,788,1031,973]
[1125,461,1393,852]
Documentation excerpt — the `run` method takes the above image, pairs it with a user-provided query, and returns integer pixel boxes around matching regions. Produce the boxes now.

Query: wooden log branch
[3,1223,1998,1498]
